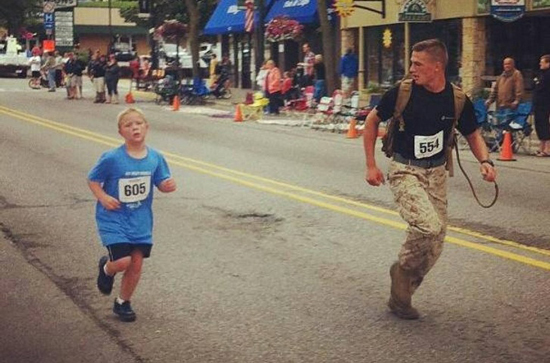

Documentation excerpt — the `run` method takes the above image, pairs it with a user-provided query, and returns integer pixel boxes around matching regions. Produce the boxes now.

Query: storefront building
[74,7,149,57]
[343,0,550,98]
[203,0,334,89]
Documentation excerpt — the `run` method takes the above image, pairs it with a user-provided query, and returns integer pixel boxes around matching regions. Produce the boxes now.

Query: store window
[363,20,461,88]
[486,16,550,91]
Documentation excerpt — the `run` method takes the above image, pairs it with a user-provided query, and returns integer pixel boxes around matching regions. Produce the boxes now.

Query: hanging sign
[45,0,77,9]
[491,0,525,22]
[398,0,432,22]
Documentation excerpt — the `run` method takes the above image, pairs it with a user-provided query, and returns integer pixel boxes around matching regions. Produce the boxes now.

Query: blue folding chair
[508,101,533,153]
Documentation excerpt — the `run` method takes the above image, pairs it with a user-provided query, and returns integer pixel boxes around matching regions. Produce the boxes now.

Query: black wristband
[480,159,495,167]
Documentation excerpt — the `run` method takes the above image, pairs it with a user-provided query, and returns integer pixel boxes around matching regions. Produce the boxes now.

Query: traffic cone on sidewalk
[497,131,516,161]
[234,104,243,122]
[172,95,180,111]
[346,118,359,139]
[125,91,135,104]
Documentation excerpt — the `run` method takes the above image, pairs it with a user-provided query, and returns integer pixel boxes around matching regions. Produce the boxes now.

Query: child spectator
[282,71,293,100]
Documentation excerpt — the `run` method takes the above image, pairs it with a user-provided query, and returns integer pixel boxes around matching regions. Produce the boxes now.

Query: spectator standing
[28,48,42,81]
[533,54,550,156]
[41,51,57,92]
[485,57,524,122]
[363,39,496,319]
[300,43,315,86]
[63,52,77,99]
[209,53,219,88]
[339,48,359,99]
[73,53,86,99]
[313,54,327,103]
[54,51,64,87]
[105,54,121,104]
[264,59,282,115]
[255,60,268,93]
[90,54,107,103]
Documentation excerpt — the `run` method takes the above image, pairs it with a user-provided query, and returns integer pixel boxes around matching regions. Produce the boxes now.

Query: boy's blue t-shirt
[88,145,171,246]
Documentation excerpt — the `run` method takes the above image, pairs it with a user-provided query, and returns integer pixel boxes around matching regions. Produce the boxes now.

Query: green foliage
[471,87,491,101]
[117,0,218,33]
[78,1,137,9]
[0,0,41,34]
[365,82,384,94]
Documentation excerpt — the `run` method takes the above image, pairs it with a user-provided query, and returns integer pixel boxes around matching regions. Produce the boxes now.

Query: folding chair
[240,92,269,120]
[309,96,334,130]
[508,101,533,154]
[456,98,487,150]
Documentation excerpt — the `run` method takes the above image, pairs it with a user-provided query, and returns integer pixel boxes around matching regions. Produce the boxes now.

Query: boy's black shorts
[107,243,152,261]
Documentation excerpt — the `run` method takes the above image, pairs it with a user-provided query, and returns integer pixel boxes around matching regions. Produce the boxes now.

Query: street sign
[55,10,73,47]
[398,0,432,22]
[43,1,55,13]
[44,12,55,23]
[44,12,55,30]
[491,0,525,22]
[44,0,77,10]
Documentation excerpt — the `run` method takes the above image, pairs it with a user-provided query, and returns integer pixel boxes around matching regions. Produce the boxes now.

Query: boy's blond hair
[117,108,147,128]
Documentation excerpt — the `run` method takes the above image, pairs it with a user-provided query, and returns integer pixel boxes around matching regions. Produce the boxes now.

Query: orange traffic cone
[234,104,243,122]
[497,131,516,161]
[125,91,135,104]
[172,95,180,111]
[346,118,358,139]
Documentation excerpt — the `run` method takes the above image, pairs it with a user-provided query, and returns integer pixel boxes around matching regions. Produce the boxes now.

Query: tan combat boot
[388,262,420,320]
[113,94,119,104]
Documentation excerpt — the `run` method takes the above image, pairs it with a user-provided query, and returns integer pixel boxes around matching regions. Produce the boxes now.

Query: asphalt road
[1,78,549,363]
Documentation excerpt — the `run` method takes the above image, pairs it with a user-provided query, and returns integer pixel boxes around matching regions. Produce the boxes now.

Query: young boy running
[88,108,177,322]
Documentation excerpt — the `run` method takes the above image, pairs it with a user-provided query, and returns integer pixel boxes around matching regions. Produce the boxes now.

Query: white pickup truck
[0,36,30,78]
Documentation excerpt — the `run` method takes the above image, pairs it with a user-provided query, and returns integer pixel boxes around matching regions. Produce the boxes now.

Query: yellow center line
[2,106,550,271]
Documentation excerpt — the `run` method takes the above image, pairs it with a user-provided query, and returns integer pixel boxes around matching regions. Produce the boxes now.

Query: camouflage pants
[388,161,448,279]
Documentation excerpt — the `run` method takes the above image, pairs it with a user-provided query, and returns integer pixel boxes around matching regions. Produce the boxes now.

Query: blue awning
[203,0,275,35]
[265,0,319,24]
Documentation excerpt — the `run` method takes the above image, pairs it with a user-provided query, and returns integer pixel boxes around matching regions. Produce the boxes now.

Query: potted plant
[265,16,304,43]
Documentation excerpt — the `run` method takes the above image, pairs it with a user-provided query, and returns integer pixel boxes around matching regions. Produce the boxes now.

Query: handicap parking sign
[44,12,54,30]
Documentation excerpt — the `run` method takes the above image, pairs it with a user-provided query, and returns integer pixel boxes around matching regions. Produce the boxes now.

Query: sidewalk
[123,80,542,156]
[0,232,135,363]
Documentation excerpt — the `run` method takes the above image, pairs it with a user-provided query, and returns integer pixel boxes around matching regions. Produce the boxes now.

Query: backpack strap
[446,84,466,176]
[393,79,413,131]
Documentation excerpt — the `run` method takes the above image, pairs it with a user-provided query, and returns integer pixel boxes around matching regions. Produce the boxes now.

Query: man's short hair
[542,54,550,63]
[412,38,448,67]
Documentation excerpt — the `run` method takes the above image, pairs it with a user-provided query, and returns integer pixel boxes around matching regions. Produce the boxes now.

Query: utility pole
[150,0,159,69]
[108,0,113,54]
[255,0,265,74]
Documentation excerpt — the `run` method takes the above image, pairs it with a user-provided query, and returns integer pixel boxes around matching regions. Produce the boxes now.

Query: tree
[317,0,337,95]
[183,0,200,79]
[0,0,41,36]
[119,0,217,78]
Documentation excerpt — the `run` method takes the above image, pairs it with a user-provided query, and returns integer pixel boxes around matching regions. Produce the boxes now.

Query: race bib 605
[414,131,443,159]
[118,176,151,203]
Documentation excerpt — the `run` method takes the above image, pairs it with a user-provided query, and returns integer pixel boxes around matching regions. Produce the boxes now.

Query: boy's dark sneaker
[113,299,136,322]
[97,256,114,295]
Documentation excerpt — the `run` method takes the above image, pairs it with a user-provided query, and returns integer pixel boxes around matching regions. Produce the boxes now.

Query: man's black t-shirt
[376,82,478,160]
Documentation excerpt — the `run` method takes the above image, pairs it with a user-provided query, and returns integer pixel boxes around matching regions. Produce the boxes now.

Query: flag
[245,0,254,33]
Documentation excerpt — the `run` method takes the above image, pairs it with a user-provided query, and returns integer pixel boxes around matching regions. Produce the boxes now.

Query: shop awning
[265,0,319,24]
[203,0,274,35]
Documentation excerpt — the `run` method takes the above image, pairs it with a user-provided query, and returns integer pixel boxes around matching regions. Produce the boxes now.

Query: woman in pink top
[264,59,282,115]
